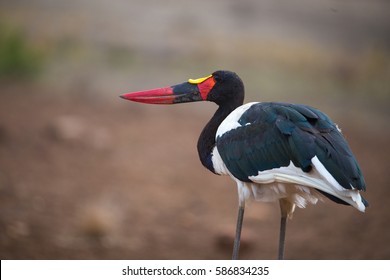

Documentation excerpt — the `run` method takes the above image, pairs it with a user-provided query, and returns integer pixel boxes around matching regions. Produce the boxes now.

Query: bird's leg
[232,204,245,260]
[278,199,292,260]
[278,213,287,260]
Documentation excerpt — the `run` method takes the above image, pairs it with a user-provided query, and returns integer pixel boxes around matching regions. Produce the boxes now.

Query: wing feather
[216,102,367,204]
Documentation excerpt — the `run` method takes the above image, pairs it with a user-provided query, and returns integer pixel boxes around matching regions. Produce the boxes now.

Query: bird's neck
[197,102,240,173]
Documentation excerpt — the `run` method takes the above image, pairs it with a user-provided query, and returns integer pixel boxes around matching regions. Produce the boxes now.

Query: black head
[206,70,245,107]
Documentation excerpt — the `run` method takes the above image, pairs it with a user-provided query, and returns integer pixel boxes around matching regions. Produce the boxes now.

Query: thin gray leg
[278,215,287,260]
[232,205,245,260]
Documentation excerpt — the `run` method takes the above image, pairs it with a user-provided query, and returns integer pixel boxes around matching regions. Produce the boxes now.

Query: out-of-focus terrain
[0,0,389,259]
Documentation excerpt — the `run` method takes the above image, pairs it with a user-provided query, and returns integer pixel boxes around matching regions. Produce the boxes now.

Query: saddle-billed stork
[120,70,367,260]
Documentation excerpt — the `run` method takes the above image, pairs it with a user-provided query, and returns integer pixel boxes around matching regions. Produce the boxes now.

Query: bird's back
[213,102,367,211]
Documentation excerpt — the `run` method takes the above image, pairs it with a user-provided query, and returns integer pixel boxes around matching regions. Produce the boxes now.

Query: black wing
[216,103,366,199]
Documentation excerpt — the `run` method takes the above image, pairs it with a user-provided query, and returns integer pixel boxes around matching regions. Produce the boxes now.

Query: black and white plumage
[121,70,367,259]
[211,102,367,213]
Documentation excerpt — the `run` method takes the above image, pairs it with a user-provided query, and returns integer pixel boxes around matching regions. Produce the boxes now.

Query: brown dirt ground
[0,83,389,260]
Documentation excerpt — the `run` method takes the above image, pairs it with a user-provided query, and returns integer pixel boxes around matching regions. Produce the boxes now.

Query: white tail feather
[245,157,365,212]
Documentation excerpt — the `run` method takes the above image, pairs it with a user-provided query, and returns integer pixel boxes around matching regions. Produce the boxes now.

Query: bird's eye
[213,74,222,82]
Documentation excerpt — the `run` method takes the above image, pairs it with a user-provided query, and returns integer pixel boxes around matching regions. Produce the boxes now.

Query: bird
[120,70,368,260]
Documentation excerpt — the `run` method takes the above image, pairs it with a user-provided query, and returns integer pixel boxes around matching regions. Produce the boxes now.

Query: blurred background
[0,0,389,259]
